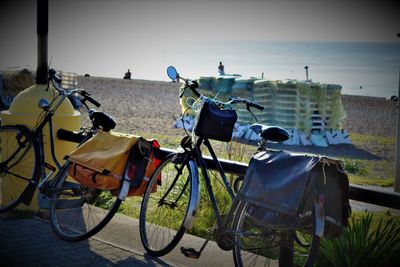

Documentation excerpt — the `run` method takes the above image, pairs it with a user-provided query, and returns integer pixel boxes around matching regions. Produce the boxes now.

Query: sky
[0,0,399,80]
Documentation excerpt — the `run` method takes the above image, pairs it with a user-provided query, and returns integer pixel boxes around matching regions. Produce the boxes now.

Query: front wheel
[139,153,197,257]
[49,161,123,241]
[0,125,39,213]
[232,201,320,267]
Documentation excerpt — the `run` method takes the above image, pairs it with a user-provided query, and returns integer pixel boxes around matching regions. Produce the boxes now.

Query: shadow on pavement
[0,215,169,267]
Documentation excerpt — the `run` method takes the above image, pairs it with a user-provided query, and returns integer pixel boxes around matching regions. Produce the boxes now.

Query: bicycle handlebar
[228,97,264,110]
[48,68,101,109]
[48,68,62,84]
[80,91,101,108]
[180,76,264,111]
[179,77,201,98]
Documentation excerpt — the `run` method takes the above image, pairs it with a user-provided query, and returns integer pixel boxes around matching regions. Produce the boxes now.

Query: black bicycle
[139,66,322,266]
[0,69,128,241]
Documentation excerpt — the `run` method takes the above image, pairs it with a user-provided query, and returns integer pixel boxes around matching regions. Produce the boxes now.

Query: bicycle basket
[194,100,237,142]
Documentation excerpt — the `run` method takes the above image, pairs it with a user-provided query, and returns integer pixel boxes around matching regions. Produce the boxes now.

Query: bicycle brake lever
[179,87,187,98]
[247,104,258,121]
[80,98,90,110]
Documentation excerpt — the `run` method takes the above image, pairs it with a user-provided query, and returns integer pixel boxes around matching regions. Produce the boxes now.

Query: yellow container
[0,84,81,210]
[180,85,198,116]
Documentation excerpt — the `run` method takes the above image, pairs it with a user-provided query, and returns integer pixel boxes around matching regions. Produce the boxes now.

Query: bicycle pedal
[180,247,200,259]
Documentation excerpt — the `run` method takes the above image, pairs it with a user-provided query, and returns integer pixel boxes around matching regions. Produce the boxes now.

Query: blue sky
[0,0,399,79]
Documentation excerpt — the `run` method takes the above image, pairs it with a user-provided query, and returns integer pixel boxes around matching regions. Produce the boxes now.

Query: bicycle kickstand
[180,229,213,259]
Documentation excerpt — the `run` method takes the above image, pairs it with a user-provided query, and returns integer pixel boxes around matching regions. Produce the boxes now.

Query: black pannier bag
[239,150,351,238]
[194,101,238,142]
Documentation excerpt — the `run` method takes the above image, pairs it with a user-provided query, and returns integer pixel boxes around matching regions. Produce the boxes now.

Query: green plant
[347,175,393,187]
[94,191,115,209]
[343,159,366,175]
[316,212,400,267]
[186,168,232,239]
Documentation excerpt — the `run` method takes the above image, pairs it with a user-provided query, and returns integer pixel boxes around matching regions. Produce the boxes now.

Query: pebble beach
[76,76,398,165]
[77,76,398,139]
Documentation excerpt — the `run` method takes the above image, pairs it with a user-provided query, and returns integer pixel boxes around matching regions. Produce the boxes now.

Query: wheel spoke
[233,202,320,267]
[4,170,32,182]
[49,162,123,241]
[140,154,194,257]
[0,126,37,213]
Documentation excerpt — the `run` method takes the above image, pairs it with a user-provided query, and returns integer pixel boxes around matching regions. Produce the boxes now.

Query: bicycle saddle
[89,109,116,132]
[250,123,289,142]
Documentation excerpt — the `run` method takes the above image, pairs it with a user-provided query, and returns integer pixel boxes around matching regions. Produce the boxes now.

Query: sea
[144,40,400,99]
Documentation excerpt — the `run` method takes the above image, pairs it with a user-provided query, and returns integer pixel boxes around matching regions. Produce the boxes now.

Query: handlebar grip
[85,95,101,107]
[80,91,101,107]
[249,102,264,110]
[57,129,86,143]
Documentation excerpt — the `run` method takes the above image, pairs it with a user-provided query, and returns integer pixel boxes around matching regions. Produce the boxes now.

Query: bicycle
[139,66,322,267]
[0,69,131,241]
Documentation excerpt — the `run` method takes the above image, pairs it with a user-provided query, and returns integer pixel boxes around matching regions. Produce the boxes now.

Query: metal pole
[36,0,48,84]
[395,67,400,192]
[304,65,309,81]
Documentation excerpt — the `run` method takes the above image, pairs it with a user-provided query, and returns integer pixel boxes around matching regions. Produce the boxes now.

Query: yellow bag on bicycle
[67,131,146,190]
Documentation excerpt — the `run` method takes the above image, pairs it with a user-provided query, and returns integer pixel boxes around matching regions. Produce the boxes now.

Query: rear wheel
[139,153,195,257]
[49,161,123,241]
[232,201,320,267]
[0,125,39,213]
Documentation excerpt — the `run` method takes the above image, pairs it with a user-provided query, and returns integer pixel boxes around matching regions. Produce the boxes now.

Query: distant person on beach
[218,62,225,76]
[123,69,131,79]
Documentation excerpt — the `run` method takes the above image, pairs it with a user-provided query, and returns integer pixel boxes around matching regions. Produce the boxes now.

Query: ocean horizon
[3,40,399,99]
[76,40,400,98]
[154,40,400,99]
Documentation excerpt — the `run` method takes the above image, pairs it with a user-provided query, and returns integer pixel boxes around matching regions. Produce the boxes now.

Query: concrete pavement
[1,197,397,267]
[0,211,234,267]
[0,216,169,266]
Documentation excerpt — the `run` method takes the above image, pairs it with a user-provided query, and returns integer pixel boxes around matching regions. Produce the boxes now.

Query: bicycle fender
[183,160,200,230]
[118,178,131,201]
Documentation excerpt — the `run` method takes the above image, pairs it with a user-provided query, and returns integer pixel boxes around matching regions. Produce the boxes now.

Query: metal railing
[159,147,400,210]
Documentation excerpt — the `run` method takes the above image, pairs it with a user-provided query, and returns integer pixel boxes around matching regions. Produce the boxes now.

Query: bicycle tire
[232,201,320,267]
[49,161,122,241]
[0,125,39,213]
[139,153,196,257]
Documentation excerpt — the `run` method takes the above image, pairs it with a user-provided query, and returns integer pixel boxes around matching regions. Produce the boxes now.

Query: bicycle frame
[0,86,81,207]
[145,66,323,265]
[183,135,240,231]
[33,80,100,187]
[36,92,71,186]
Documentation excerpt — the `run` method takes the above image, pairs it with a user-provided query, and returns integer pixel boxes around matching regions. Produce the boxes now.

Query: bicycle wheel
[139,153,197,257]
[232,201,320,267]
[49,161,123,241]
[0,125,39,213]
